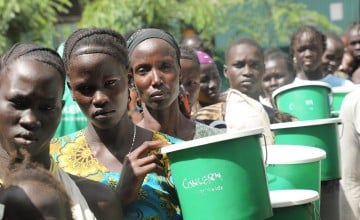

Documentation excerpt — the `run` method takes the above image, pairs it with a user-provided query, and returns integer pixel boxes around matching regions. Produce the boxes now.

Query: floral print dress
[50,130,182,220]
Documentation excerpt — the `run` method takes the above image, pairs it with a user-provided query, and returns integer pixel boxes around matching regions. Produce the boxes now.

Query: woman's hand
[116,140,168,206]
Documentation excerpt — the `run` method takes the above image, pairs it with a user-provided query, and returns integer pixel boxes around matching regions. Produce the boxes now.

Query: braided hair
[290,25,326,55]
[63,28,128,73]
[0,43,66,92]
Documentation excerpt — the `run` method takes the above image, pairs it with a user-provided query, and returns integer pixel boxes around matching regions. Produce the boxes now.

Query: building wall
[298,0,359,30]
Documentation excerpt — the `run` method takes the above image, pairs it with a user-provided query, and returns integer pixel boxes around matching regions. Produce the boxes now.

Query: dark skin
[67,51,166,206]
[0,58,123,220]
[322,37,344,73]
[262,58,295,99]
[224,43,265,101]
[180,58,200,108]
[292,31,325,80]
[198,63,221,107]
[347,27,360,64]
[130,38,195,140]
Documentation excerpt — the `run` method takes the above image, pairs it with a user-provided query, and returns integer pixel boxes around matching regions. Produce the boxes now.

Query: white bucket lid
[332,85,360,94]
[264,145,326,164]
[270,189,319,208]
[270,117,341,130]
[161,127,264,154]
[273,81,332,100]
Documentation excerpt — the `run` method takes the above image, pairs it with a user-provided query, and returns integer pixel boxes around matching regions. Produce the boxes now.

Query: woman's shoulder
[151,130,183,144]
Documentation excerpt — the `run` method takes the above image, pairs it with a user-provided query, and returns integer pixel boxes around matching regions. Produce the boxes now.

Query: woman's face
[0,60,63,158]
[347,28,360,62]
[262,58,294,97]
[198,63,221,106]
[321,38,344,73]
[68,52,128,129]
[292,31,324,73]
[180,59,200,107]
[130,38,180,110]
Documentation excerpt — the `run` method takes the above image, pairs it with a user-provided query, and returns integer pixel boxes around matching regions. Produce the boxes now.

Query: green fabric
[54,84,87,138]
[53,43,87,138]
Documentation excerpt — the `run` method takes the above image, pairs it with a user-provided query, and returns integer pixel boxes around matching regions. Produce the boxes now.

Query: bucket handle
[337,121,344,139]
[311,201,321,220]
[262,133,268,166]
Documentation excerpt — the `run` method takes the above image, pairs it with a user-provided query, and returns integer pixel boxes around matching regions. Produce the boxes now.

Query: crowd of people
[0,19,359,220]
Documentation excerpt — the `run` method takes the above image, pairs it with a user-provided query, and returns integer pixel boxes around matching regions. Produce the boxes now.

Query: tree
[78,0,341,51]
[0,0,71,54]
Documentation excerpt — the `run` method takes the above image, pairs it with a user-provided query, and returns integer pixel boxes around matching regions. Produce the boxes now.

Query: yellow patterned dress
[50,130,182,220]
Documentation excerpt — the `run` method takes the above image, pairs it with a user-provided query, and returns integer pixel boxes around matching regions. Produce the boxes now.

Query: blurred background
[1,0,358,89]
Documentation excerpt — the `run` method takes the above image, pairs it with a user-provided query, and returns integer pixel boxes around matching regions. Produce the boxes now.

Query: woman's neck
[85,116,134,150]
[297,68,324,80]
[139,101,195,140]
[33,151,51,170]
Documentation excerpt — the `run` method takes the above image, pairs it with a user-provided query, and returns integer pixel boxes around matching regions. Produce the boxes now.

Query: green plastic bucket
[265,145,326,192]
[161,128,273,220]
[270,118,341,181]
[267,189,319,220]
[331,86,358,117]
[265,145,325,220]
[272,81,331,120]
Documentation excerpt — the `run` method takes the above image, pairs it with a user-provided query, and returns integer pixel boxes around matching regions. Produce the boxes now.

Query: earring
[293,57,297,64]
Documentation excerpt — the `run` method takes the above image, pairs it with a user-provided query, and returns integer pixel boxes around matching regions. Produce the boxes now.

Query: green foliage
[79,0,341,50]
[0,0,71,54]
[224,0,342,48]
[79,0,179,37]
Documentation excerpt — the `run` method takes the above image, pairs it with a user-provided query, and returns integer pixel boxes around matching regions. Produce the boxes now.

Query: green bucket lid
[272,81,332,101]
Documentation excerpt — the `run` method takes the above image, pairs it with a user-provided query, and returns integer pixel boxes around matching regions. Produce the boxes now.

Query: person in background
[128,28,223,139]
[339,52,356,78]
[128,84,144,124]
[0,42,122,220]
[322,32,346,79]
[196,50,222,108]
[339,29,357,78]
[179,45,201,115]
[50,27,182,219]
[195,38,294,127]
[345,21,360,76]
[0,150,74,220]
[53,43,87,138]
[351,66,360,84]
[291,25,347,220]
[181,34,213,57]
[261,48,296,108]
[291,25,353,87]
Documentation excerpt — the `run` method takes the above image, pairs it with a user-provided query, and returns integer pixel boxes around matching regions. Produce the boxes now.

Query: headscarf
[195,50,214,64]
[126,28,180,64]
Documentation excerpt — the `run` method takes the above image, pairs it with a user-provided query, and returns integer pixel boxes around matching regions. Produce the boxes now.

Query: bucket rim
[270,117,341,130]
[269,189,319,208]
[272,81,332,100]
[265,145,326,164]
[332,85,360,93]
[161,127,264,154]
